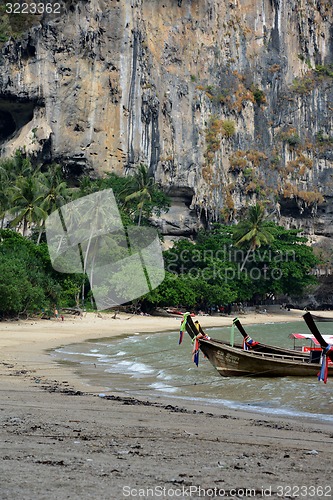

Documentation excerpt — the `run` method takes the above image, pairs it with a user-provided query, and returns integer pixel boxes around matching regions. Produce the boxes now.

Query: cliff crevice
[0,0,332,242]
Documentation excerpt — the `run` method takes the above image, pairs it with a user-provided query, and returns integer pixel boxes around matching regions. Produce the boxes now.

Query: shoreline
[0,308,312,393]
[1,307,331,393]
[1,309,333,499]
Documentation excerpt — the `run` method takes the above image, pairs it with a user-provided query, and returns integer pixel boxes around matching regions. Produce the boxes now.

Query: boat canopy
[290,333,333,345]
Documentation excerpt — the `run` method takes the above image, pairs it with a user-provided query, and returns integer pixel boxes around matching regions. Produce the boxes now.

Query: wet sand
[1,309,333,499]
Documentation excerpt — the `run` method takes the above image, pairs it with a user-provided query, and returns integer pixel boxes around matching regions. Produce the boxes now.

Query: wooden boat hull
[185,316,332,378]
[310,314,333,323]
[199,339,332,377]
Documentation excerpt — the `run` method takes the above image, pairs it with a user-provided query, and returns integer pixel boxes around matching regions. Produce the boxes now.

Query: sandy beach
[1,309,333,499]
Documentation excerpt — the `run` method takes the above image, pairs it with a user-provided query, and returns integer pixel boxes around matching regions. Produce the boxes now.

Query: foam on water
[105,359,155,376]
[54,350,106,358]
[149,382,178,393]
[156,370,173,381]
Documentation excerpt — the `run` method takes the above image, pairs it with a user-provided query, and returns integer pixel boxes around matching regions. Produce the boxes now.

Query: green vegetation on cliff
[0,2,41,45]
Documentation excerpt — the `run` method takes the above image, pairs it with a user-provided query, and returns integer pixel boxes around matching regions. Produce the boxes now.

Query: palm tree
[38,165,71,244]
[78,175,101,197]
[9,175,47,237]
[233,203,276,271]
[11,150,35,178]
[0,151,40,232]
[41,165,69,210]
[0,153,32,228]
[0,162,12,229]
[124,164,155,226]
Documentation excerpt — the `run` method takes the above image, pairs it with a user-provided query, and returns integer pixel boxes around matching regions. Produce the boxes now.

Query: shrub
[291,77,315,95]
[315,65,333,78]
[221,119,236,137]
[279,128,301,147]
[315,131,333,143]
[233,83,255,111]
[297,190,324,205]
[252,87,266,105]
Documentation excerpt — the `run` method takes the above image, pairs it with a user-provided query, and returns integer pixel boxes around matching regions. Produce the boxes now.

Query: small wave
[55,350,103,358]
[150,382,177,393]
[124,336,141,343]
[164,394,333,423]
[156,370,173,381]
[105,359,155,375]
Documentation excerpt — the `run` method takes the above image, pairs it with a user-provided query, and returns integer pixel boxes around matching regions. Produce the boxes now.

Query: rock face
[0,0,332,240]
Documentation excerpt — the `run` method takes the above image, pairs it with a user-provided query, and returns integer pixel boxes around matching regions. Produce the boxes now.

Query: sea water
[51,321,333,422]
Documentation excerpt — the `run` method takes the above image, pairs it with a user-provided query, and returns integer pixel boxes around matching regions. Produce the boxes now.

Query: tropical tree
[0,152,32,227]
[233,203,276,271]
[0,230,61,317]
[78,175,101,197]
[261,225,318,296]
[0,161,11,228]
[41,164,70,212]
[37,164,71,244]
[0,151,43,232]
[9,175,47,237]
[124,164,157,226]
[8,149,35,178]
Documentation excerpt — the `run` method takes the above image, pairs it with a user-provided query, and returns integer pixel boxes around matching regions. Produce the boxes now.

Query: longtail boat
[234,316,333,358]
[184,314,333,378]
[308,313,333,323]
[232,317,309,357]
[303,312,333,382]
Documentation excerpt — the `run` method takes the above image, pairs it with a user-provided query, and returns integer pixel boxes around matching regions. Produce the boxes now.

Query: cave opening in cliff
[0,110,16,142]
[0,97,36,145]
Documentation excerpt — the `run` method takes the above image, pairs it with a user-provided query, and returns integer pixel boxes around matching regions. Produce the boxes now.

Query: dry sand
[1,309,333,499]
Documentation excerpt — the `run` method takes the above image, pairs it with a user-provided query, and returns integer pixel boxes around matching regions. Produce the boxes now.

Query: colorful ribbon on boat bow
[243,335,260,350]
[192,336,200,367]
[318,344,333,384]
[191,329,211,366]
[179,312,190,345]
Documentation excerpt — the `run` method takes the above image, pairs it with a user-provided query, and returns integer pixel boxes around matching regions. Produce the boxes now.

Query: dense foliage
[142,223,319,311]
[0,153,169,317]
[0,230,60,316]
[0,153,319,317]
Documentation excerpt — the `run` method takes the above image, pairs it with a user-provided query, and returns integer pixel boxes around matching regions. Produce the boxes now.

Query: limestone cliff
[0,0,332,244]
